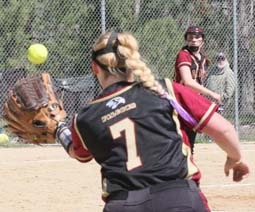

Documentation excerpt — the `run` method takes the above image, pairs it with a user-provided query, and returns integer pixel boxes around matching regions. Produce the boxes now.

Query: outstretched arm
[56,123,76,158]
[202,112,250,182]
[56,122,93,162]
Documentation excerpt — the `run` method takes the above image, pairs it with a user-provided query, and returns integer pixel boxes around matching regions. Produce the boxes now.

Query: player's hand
[211,92,221,104]
[224,157,250,182]
[201,69,207,80]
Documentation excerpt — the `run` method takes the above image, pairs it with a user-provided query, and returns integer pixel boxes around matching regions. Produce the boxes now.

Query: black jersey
[72,79,217,196]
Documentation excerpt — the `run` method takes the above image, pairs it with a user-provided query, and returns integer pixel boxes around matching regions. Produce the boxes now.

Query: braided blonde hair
[93,31,165,95]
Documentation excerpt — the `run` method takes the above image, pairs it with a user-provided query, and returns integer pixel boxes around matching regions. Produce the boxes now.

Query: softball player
[174,26,221,103]
[56,31,250,212]
[174,26,221,150]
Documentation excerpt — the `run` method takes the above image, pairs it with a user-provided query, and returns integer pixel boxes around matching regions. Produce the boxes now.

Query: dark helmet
[184,26,205,40]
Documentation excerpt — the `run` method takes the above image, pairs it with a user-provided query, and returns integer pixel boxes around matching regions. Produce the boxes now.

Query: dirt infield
[0,143,254,212]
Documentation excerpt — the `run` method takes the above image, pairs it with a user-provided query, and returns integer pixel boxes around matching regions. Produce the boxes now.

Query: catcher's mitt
[2,73,67,144]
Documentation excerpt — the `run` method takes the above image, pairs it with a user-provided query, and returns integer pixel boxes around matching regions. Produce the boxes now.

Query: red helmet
[184,26,205,40]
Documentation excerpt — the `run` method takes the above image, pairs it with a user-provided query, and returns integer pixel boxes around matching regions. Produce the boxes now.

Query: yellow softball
[0,133,9,144]
[27,43,48,64]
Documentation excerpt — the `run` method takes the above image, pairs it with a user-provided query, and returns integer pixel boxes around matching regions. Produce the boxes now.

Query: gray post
[233,0,239,134]
[101,0,106,34]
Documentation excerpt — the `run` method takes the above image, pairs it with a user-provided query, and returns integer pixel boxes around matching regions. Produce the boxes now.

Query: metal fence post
[101,0,106,34]
[233,0,239,134]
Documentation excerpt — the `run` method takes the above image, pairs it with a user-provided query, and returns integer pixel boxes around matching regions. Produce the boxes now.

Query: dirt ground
[0,143,254,212]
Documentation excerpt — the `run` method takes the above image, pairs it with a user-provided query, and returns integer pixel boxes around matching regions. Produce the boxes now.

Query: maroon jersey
[70,79,217,198]
[174,48,208,85]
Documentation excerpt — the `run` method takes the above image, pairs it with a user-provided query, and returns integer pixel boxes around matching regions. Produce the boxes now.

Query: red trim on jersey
[190,156,202,182]
[71,119,93,163]
[94,87,123,100]
[199,191,211,212]
[94,82,134,101]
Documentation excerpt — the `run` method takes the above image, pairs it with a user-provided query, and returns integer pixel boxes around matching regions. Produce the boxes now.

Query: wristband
[56,122,72,153]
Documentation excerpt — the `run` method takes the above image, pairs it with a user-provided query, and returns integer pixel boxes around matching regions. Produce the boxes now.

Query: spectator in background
[205,52,235,115]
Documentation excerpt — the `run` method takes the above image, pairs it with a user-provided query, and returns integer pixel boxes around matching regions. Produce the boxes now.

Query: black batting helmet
[184,26,205,40]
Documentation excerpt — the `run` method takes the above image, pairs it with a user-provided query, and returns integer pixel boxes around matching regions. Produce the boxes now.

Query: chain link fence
[0,0,254,141]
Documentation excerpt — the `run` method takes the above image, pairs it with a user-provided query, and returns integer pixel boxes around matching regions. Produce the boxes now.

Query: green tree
[30,0,101,76]
[0,0,33,69]
[106,0,137,31]
[138,18,183,78]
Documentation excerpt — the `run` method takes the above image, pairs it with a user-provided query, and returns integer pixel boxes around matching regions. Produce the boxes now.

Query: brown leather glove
[2,73,67,144]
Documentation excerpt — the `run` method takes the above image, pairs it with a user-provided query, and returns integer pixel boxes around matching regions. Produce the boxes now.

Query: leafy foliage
[0,0,254,85]
[137,18,183,78]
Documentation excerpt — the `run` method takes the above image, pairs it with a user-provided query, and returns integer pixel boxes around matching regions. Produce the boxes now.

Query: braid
[125,58,164,95]
[115,33,164,96]
[93,31,165,95]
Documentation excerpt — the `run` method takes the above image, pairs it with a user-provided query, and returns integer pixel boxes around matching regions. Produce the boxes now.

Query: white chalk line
[0,158,70,165]
[201,182,255,189]
[197,148,255,153]
[0,148,254,190]
[0,158,254,193]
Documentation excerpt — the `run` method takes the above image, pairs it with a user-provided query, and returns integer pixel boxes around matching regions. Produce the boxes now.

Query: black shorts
[103,179,210,212]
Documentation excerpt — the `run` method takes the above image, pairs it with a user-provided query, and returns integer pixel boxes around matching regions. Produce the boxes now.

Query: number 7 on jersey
[109,118,142,171]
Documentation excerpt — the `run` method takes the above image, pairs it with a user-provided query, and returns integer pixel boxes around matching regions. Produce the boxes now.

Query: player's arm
[179,65,221,103]
[56,121,93,163]
[202,113,241,161]
[202,112,250,182]
[171,81,250,182]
